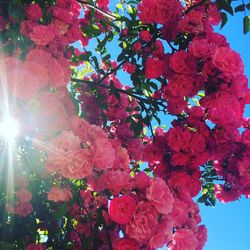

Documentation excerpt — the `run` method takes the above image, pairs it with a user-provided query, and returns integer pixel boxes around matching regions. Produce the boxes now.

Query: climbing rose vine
[0,0,249,249]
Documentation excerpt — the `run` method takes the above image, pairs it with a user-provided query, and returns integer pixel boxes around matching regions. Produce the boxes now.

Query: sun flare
[0,116,19,143]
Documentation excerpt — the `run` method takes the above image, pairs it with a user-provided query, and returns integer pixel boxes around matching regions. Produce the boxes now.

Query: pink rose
[47,130,81,167]
[51,7,73,24]
[47,186,72,202]
[212,47,244,78]
[108,195,137,224]
[169,50,196,75]
[16,188,32,203]
[149,218,173,249]
[123,62,136,74]
[92,138,115,170]
[60,149,93,179]
[146,178,174,214]
[30,25,55,46]
[113,238,139,250]
[139,30,151,42]
[26,3,43,21]
[25,243,46,250]
[15,203,33,217]
[133,172,150,191]
[197,225,207,250]
[169,229,198,250]
[126,201,159,244]
[145,57,164,79]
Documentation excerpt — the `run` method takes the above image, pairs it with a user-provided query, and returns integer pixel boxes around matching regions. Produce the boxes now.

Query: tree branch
[71,77,167,109]
[77,0,116,20]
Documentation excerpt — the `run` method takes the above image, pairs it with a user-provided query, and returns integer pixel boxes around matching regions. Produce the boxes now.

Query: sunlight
[0,116,19,143]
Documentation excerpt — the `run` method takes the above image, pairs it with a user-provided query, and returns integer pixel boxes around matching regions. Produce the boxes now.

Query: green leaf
[220,12,228,29]
[116,3,123,10]
[217,0,234,15]
[243,16,250,34]
[54,202,68,219]
[246,3,250,10]
[82,24,102,37]
[235,4,245,12]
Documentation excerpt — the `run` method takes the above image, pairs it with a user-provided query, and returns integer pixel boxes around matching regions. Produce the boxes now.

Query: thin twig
[71,77,167,109]
[77,0,116,20]
[167,41,177,53]
[99,60,126,82]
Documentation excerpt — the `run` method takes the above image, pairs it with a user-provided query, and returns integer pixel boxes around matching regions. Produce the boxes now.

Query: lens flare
[0,116,19,142]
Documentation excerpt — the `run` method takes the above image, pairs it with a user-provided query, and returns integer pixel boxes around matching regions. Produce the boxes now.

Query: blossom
[145,57,164,79]
[47,130,81,166]
[108,195,137,224]
[126,201,159,244]
[178,10,204,34]
[92,138,115,170]
[169,229,198,250]
[133,172,150,191]
[25,243,46,250]
[138,0,182,25]
[212,46,244,78]
[47,186,72,202]
[169,50,196,75]
[60,149,93,179]
[139,30,151,42]
[146,178,174,214]
[113,238,139,250]
[29,25,55,46]
[214,184,240,203]
[51,7,73,24]
[16,189,32,203]
[15,203,33,217]
[26,3,43,21]
[123,62,136,74]
[149,218,173,249]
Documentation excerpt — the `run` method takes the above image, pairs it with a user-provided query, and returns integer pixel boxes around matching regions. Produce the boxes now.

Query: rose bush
[0,0,249,249]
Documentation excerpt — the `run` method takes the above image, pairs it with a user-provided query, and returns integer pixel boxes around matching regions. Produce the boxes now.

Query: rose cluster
[0,0,249,249]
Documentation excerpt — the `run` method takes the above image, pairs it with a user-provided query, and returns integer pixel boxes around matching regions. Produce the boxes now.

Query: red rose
[26,3,43,21]
[212,46,244,78]
[145,57,164,79]
[108,195,136,224]
[25,243,46,250]
[113,238,139,250]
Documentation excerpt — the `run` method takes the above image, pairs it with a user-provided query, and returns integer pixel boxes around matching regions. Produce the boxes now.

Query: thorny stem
[77,0,116,20]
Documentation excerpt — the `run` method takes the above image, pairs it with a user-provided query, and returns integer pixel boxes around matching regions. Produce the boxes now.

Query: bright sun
[0,116,19,142]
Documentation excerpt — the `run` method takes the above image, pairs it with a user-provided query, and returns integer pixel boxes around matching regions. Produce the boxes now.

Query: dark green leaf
[220,12,228,29]
[246,3,250,10]
[54,202,68,219]
[235,4,245,12]
[243,16,250,34]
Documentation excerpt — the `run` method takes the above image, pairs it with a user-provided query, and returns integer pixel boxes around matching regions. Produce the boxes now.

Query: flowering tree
[0,0,249,249]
